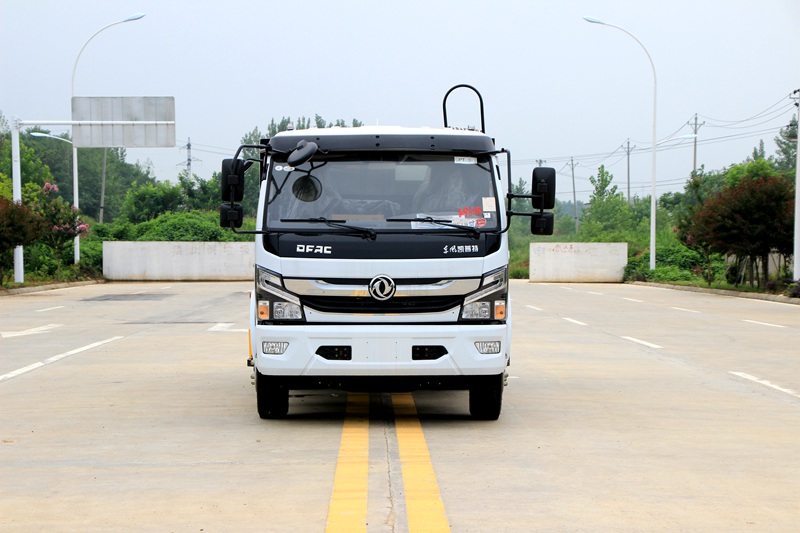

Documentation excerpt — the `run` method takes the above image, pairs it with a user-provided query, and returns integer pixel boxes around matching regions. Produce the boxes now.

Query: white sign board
[71,96,175,148]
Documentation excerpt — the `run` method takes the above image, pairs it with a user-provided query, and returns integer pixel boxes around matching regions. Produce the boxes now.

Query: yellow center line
[392,393,451,532]
[326,392,370,532]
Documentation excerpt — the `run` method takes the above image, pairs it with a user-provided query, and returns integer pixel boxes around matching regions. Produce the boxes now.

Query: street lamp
[29,133,78,261]
[70,12,145,262]
[584,16,658,270]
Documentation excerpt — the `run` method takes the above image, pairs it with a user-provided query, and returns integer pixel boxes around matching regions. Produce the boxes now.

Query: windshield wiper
[280,217,377,240]
[386,217,480,238]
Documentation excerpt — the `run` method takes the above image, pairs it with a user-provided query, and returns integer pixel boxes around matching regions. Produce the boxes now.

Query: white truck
[220,85,555,419]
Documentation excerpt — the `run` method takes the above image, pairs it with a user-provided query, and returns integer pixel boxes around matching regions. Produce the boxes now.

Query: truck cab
[221,86,555,419]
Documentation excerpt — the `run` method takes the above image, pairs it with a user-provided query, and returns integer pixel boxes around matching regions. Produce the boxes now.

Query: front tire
[255,370,289,419]
[469,373,505,420]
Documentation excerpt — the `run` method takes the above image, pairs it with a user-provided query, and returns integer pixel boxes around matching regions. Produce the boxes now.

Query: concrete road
[1,281,798,532]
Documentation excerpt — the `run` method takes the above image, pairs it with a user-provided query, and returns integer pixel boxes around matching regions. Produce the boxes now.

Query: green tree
[75,147,154,221]
[179,170,220,211]
[772,115,797,173]
[579,165,635,243]
[32,182,89,280]
[0,136,54,197]
[0,197,46,284]
[683,174,793,287]
[120,181,184,223]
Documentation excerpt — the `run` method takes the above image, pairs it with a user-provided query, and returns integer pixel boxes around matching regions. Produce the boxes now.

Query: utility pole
[99,148,107,223]
[791,90,800,281]
[623,139,636,203]
[180,137,201,179]
[568,157,579,233]
[688,113,705,175]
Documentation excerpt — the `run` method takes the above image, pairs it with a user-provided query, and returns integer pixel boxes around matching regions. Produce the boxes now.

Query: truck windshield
[265,153,499,233]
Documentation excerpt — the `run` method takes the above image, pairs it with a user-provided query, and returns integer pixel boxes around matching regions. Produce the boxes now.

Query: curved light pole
[584,16,658,270]
[30,134,80,264]
[70,12,145,262]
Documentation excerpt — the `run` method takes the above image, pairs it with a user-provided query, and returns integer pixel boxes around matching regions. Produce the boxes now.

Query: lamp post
[30,133,82,262]
[70,12,145,262]
[30,132,79,264]
[584,16,658,270]
[792,90,800,281]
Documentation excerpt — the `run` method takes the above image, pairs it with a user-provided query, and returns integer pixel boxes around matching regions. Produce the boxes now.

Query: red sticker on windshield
[459,206,482,217]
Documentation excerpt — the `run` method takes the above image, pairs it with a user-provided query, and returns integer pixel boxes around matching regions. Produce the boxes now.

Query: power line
[698,93,793,125]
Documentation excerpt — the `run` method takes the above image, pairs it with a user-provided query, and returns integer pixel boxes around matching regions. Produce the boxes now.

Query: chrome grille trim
[283,278,480,297]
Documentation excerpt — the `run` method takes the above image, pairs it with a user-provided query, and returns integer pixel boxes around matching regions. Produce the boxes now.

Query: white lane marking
[0,324,62,338]
[737,297,796,307]
[563,318,587,326]
[160,286,173,290]
[560,287,573,291]
[623,298,643,303]
[0,336,124,382]
[621,336,662,349]
[742,319,785,328]
[587,291,603,295]
[672,307,700,313]
[525,305,543,311]
[730,372,800,399]
[35,306,65,313]
[208,323,248,333]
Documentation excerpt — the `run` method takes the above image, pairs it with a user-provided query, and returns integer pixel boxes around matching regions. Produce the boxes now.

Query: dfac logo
[368,275,396,301]
[296,244,332,254]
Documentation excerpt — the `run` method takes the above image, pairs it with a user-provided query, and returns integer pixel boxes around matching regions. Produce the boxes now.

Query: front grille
[302,295,463,314]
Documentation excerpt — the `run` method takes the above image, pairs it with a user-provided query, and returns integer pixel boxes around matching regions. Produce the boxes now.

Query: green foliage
[681,172,793,287]
[179,171,220,211]
[0,197,47,283]
[135,211,237,242]
[121,181,184,223]
[31,182,89,280]
[772,115,797,173]
[0,136,54,197]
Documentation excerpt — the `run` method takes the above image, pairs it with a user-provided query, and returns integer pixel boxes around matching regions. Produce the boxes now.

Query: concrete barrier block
[529,242,628,282]
[103,241,254,281]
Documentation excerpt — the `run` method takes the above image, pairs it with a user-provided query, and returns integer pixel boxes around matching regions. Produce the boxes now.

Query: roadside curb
[628,281,800,306]
[0,279,105,297]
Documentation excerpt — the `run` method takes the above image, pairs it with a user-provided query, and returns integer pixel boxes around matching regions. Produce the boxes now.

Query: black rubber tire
[469,373,504,420]
[255,370,289,419]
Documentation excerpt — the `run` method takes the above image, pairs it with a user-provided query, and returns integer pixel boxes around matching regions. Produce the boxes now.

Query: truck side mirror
[531,167,556,210]
[220,202,244,228]
[221,158,251,202]
[530,212,554,235]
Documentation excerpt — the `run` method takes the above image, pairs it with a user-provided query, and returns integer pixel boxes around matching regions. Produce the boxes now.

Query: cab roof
[268,125,496,155]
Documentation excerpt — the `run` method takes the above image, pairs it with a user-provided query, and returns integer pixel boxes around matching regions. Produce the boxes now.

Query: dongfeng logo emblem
[368,275,396,301]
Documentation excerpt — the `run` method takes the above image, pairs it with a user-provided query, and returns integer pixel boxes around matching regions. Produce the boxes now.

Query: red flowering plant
[32,182,89,279]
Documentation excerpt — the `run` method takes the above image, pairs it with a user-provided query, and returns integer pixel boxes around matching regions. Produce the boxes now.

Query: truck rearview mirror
[531,167,556,210]
[530,212,554,235]
[220,202,244,228]
[221,158,250,202]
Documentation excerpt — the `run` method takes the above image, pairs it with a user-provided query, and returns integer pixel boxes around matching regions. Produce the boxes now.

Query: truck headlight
[462,301,491,319]
[255,267,305,323]
[273,302,303,320]
[460,267,508,322]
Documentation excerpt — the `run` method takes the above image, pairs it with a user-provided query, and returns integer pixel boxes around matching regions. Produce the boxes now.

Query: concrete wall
[529,242,628,282]
[103,242,254,281]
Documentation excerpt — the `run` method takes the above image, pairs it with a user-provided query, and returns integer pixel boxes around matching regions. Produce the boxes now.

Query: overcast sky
[2,0,798,202]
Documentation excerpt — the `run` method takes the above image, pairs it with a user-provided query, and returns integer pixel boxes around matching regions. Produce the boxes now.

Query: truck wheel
[469,373,504,420]
[255,370,289,419]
